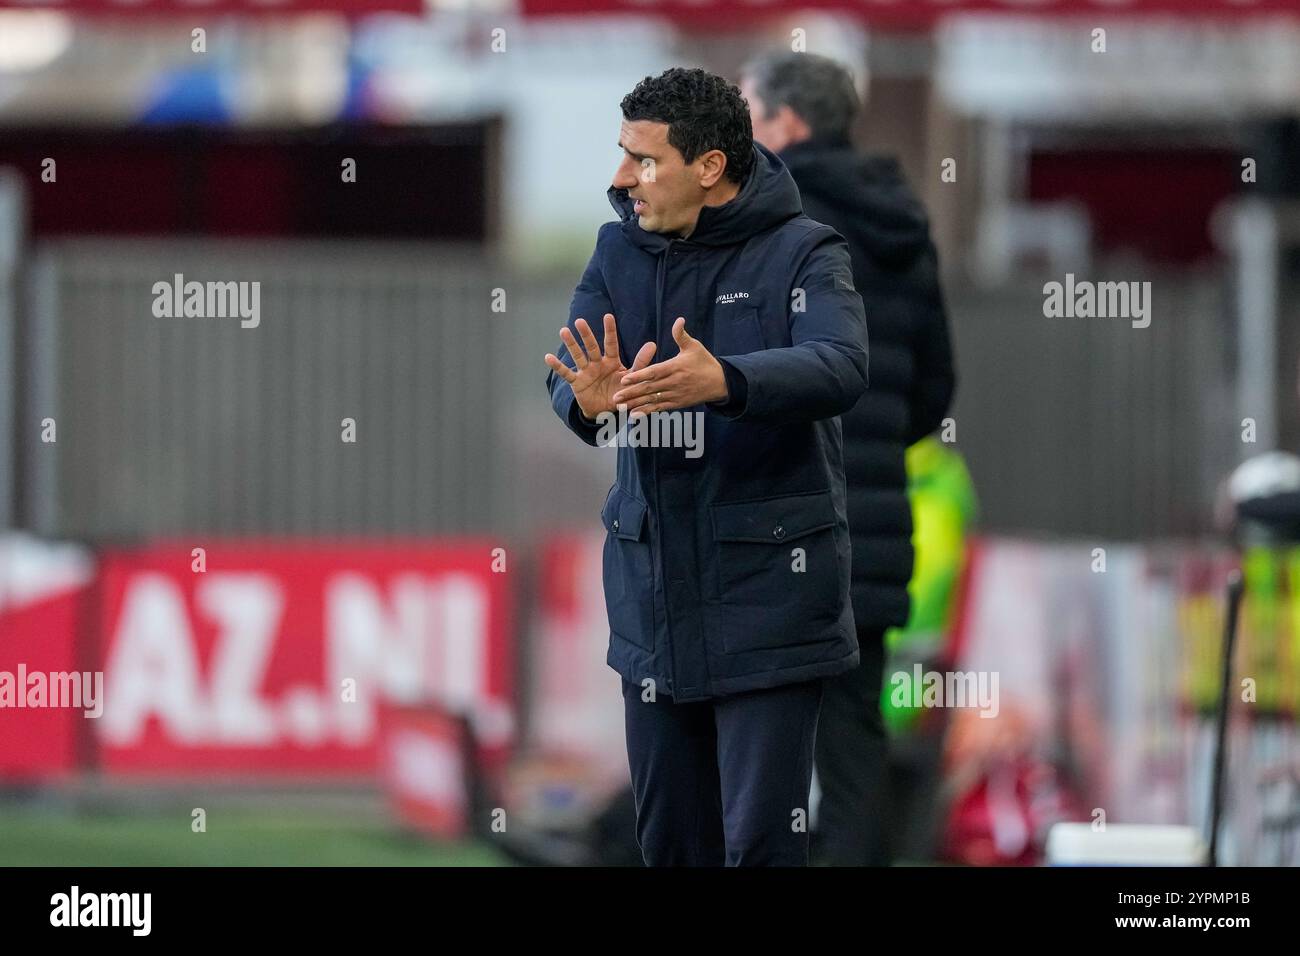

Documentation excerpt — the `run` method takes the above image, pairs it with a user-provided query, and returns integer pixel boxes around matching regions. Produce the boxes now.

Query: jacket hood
[779,137,930,269]
[608,141,803,253]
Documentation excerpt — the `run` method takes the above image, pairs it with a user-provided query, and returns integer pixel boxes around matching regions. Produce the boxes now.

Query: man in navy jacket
[544,67,869,866]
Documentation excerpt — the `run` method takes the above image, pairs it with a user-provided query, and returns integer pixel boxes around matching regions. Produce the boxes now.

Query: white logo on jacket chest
[714,291,750,305]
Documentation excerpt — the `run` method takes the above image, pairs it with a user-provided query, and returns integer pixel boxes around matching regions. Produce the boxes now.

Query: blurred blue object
[139,69,231,125]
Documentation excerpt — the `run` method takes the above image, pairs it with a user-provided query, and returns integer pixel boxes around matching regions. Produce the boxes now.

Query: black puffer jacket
[781,136,956,631]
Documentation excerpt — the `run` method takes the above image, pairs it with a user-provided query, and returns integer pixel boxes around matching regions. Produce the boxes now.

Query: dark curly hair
[620,67,754,185]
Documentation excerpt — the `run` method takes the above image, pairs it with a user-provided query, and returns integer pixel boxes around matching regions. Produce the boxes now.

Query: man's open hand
[545,314,657,421]
[611,317,728,415]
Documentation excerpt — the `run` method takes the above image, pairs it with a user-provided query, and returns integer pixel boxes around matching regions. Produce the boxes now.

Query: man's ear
[697,149,729,189]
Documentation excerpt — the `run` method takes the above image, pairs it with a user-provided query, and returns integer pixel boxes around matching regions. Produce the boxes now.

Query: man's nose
[612,156,639,190]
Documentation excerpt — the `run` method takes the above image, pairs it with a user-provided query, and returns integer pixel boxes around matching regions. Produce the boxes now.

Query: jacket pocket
[600,484,654,652]
[712,305,765,357]
[710,489,844,652]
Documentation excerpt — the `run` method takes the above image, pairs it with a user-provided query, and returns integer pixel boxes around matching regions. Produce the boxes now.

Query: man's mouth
[633,198,646,214]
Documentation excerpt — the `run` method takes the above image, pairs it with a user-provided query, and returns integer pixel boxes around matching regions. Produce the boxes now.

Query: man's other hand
[612,318,728,415]
[545,314,656,421]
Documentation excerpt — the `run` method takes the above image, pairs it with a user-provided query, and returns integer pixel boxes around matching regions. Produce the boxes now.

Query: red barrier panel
[379,703,472,839]
[0,535,95,781]
[0,590,91,779]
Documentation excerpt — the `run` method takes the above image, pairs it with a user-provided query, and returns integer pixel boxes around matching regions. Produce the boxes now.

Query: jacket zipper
[655,238,679,698]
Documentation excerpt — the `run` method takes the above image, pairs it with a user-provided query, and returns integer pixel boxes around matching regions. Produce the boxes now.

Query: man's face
[613,119,708,237]
[740,79,784,153]
[739,78,803,153]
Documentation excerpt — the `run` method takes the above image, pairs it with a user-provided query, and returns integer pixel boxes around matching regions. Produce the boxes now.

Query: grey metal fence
[947,269,1240,539]
[0,170,23,530]
[22,239,600,541]
[19,240,1248,543]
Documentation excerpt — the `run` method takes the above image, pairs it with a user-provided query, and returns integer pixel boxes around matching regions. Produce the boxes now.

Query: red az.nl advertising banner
[94,542,512,776]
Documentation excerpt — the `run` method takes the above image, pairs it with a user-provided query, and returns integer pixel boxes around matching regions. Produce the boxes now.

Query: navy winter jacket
[546,141,869,701]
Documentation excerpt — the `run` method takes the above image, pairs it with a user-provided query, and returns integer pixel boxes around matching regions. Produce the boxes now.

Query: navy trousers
[812,625,891,866]
[621,675,823,866]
